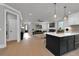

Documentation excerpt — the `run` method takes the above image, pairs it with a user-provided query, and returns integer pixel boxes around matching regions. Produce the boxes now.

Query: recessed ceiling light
[28,13,32,16]
[68,11,71,14]
[48,7,51,9]
[48,5,51,7]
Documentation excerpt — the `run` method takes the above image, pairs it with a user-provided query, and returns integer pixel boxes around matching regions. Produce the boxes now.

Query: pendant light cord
[53,3,57,18]
[54,3,56,15]
[64,6,66,17]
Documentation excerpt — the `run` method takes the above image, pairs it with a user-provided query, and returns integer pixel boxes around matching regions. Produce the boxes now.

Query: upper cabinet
[68,12,79,25]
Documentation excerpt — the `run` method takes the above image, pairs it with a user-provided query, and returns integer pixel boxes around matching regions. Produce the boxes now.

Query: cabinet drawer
[68,38,74,51]
[75,35,79,42]
[75,44,79,49]
[60,39,67,54]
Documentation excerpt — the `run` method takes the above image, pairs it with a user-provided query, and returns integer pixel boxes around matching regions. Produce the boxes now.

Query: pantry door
[6,12,17,41]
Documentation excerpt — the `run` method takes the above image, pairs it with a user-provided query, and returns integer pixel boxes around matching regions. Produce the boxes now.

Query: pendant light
[64,6,68,20]
[54,3,57,19]
[68,3,71,15]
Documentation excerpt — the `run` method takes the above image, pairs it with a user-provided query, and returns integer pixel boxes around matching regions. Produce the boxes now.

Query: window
[58,21,64,29]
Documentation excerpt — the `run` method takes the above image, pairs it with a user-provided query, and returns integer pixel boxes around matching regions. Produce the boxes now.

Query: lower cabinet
[60,38,67,54]
[75,35,79,49]
[60,36,75,55]
[46,35,60,55]
[46,34,75,56]
[67,36,75,51]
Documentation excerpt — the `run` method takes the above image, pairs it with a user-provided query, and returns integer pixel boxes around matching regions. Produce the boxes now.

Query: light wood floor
[0,33,53,56]
[0,33,79,56]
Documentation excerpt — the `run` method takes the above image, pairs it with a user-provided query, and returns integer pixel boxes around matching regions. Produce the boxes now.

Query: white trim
[5,9,18,16]
[4,9,21,47]
[17,15,20,42]
[0,3,23,20]
[4,8,6,48]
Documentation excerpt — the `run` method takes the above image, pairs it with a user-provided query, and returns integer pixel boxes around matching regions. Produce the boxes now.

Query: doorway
[21,23,31,40]
[6,12,17,41]
[5,9,20,47]
[25,24,28,32]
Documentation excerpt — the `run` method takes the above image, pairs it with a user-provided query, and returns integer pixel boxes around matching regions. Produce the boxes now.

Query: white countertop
[45,32,79,37]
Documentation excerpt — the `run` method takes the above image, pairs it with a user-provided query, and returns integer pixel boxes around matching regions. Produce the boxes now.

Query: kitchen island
[45,32,79,56]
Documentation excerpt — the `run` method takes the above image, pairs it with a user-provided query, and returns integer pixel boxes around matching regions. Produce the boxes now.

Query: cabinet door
[46,35,60,55]
[68,13,79,25]
[60,38,67,54]
[68,36,75,51]
[46,34,53,47]
[46,35,59,49]
[75,35,79,42]
[68,14,75,25]
[75,35,79,48]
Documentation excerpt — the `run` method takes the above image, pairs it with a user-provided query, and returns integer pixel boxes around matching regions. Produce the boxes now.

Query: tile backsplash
[70,25,79,32]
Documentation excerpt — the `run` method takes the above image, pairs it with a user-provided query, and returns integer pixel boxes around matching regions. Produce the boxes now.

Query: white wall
[41,22,49,31]
[68,12,79,26]
[0,5,5,48]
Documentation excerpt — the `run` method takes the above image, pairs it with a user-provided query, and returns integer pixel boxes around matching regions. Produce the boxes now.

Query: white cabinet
[68,12,79,25]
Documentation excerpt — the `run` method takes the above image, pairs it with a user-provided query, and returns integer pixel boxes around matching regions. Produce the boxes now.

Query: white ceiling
[5,3,79,22]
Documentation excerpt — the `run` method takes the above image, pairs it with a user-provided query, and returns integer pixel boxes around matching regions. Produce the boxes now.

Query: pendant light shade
[54,14,57,18]
[64,16,68,20]
[54,3,57,19]
[64,6,68,20]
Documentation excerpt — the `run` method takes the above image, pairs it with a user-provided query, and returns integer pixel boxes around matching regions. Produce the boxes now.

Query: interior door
[6,12,17,41]
[8,19,17,41]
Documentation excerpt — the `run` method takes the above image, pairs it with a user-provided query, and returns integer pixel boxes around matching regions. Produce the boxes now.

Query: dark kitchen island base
[46,34,76,56]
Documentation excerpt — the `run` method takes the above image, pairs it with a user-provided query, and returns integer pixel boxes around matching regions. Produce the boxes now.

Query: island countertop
[45,32,79,37]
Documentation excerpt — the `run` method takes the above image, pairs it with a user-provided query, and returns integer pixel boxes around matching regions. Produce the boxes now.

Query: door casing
[4,9,20,47]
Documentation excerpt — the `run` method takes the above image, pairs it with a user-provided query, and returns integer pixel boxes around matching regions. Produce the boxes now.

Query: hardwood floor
[0,33,53,56]
[0,33,79,56]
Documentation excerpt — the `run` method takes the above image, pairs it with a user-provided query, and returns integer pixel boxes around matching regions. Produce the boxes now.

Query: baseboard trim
[7,39,17,41]
[0,44,6,48]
